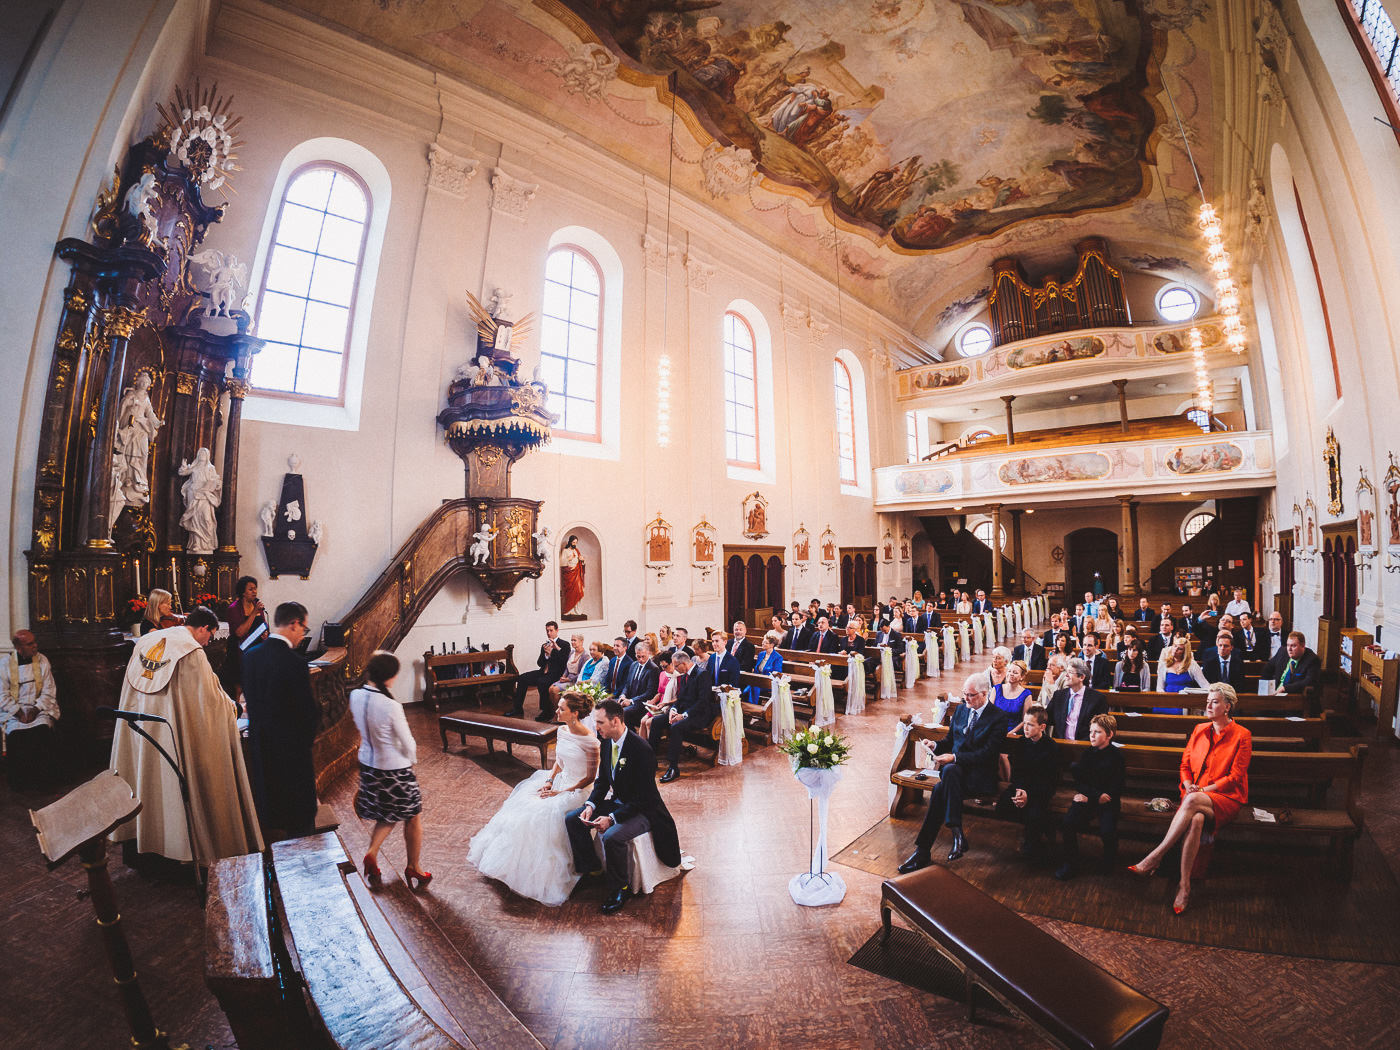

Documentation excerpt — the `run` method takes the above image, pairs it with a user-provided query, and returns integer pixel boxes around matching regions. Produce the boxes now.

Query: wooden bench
[776,648,853,710]
[889,726,1368,877]
[881,866,1169,1049]
[1098,689,1315,719]
[422,646,519,711]
[439,712,558,769]
[1109,712,1332,751]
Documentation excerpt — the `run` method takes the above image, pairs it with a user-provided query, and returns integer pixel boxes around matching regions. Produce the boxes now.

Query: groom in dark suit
[566,700,682,914]
[898,673,1008,872]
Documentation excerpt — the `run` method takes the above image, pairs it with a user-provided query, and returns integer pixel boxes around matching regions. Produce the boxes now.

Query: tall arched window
[905,411,919,463]
[834,358,857,484]
[252,164,369,401]
[539,247,602,439]
[723,311,759,467]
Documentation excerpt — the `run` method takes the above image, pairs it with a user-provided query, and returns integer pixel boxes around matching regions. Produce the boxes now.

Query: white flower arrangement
[779,726,851,770]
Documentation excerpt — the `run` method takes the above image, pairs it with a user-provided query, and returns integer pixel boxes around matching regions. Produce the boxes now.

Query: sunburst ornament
[157,81,243,193]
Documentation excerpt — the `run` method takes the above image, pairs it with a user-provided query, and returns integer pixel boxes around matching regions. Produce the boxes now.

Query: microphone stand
[99,708,206,898]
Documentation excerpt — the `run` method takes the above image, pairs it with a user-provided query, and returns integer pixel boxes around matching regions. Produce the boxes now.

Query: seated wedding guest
[768,614,785,637]
[917,602,943,634]
[897,673,1008,871]
[987,646,1012,690]
[469,689,599,906]
[1133,596,1155,626]
[657,625,673,653]
[1041,612,1068,649]
[1038,654,1068,708]
[2,629,60,790]
[111,607,263,867]
[1177,604,1196,635]
[643,649,685,738]
[644,631,661,660]
[835,603,857,629]
[1052,633,1077,662]
[1012,627,1047,671]
[507,620,569,719]
[1130,684,1252,913]
[547,633,589,707]
[1056,714,1125,880]
[616,641,659,729]
[727,621,756,672]
[1106,621,1128,659]
[653,643,719,783]
[140,588,182,635]
[1103,596,1125,621]
[1237,611,1260,658]
[220,576,267,700]
[972,590,994,614]
[808,616,840,655]
[580,641,609,686]
[1114,638,1152,691]
[1093,604,1115,635]
[955,592,973,614]
[351,651,431,890]
[1080,633,1113,691]
[707,631,742,688]
[1261,611,1287,660]
[996,704,1058,861]
[1146,615,1175,662]
[1160,639,1210,694]
[567,699,682,914]
[1048,658,1108,741]
[872,620,905,659]
[1082,590,1099,618]
[240,601,320,840]
[1215,613,1242,653]
[601,636,634,697]
[1203,630,1245,692]
[993,659,1033,719]
[668,626,694,658]
[834,619,866,680]
[1267,630,1321,695]
[937,590,951,609]
[748,631,784,705]
[622,620,641,659]
[782,612,812,651]
[1224,588,1251,617]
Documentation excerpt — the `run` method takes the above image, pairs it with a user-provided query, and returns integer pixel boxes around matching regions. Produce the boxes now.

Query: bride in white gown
[467,690,600,905]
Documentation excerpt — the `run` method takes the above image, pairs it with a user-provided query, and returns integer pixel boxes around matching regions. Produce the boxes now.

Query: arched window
[539,246,602,439]
[958,322,993,357]
[1183,511,1215,543]
[834,358,857,484]
[252,164,369,401]
[964,428,995,444]
[723,311,759,467]
[1155,284,1199,323]
[973,520,1008,551]
[906,411,919,463]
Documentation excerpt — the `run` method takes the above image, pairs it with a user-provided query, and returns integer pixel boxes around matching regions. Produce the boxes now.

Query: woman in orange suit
[1127,682,1252,914]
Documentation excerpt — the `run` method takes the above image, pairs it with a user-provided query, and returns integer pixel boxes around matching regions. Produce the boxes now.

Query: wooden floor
[4,659,1400,1049]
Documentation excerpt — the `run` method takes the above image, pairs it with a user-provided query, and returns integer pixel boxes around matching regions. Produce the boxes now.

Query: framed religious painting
[1356,469,1378,555]
[741,492,769,539]
[692,518,717,566]
[899,532,911,561]
[645,512,672,567]
[820,526,837,565]
[881,530,894,562]
[792,523,811,564]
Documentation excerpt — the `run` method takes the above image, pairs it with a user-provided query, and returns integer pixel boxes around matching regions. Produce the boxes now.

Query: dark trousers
[511,670,557,713]
[648,710,705,766]
[564,801,650,893]
[914,763,974,849]
[995,786,1053,851]
[1060,800,1120,869]
[5,725,56,790]
[619,698,648,730]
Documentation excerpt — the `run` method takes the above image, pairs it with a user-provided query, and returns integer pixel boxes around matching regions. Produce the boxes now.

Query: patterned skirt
[354,764,422,824]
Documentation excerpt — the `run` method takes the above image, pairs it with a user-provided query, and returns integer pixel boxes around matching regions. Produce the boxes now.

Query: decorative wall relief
[1006,335,1104,369]
[792,524,811,564]
[1303,497,1319,550]
[1324,427,1343,515]
[1357,468,1378,555]
[1165,442,1243,475]
[898,364,970,397]
[742,491,769,539]
[820,527,838,565]
[899,533,911,562]
[260,454,319,579]
[893,467,953,496]
[692,519,717,566]
[645,513,673,568]
[998,452,1111,485]
[882,530,894,562]
[1152,324,1221,356]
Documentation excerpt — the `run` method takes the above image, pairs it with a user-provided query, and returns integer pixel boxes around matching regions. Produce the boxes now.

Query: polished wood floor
[4,658,1400,1049]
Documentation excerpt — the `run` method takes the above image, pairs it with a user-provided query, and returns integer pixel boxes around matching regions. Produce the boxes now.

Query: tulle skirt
[466,768,592,907]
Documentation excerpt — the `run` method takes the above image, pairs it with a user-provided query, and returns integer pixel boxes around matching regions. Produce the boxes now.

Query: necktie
[629,663,641,690]
[611,740,622,773]
[1281,658,1296,686]
[1221,657,1229,679]
[967,707,978,731]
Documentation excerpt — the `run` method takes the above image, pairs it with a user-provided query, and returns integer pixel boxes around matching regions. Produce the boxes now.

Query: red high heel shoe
[362,854,382,888]
[1126,863,1156,878]
[404,866,434,892]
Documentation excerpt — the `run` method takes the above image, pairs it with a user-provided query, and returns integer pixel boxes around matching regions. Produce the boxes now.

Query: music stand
[30,770,173,1050]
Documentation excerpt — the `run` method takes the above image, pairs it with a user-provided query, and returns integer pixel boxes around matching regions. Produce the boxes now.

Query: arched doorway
[723,545,785,628]
[1065,527,1118,599]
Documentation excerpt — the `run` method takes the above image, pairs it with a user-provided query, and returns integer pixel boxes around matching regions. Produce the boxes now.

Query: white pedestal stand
[788,765,846,906]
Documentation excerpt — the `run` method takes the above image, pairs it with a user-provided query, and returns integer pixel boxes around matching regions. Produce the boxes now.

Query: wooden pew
[1105,712,1331,751]
[1099,689,1316,719]
[423,646,519,711]
[776,648,852,711]
[439,712,559,769]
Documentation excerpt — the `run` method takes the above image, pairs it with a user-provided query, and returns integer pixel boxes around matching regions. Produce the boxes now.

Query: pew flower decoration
[780,727,851,770]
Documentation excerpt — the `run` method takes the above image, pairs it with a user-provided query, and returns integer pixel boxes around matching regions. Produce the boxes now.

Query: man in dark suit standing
[1048,658,1109,741]
[1079,633,1113,691]
[808,616,840,655]
[653,647,720,782]
[1012,627,1047,671]
[782,612,813,651]
[567,700,681,914]
[1202,630,1245,692]
[616,641,660,729]
[508,620,570,719]
[240,601,319,839]
[727,621,756,672]
[898,674,1008,871]
[1267,630,1321,695]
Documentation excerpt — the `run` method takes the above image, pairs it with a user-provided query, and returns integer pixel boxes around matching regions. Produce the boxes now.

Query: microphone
[97,706,168,724]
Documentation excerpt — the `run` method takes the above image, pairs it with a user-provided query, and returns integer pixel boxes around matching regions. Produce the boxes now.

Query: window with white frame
[1182,511,1215,542]
[958,322,993,357]
[251,164,369,401]
[834,358,857,484]
[1156,283,1199,323]
[723,311,759,467]
[906,412,919,463]
[973,520,1008,551]
[539,247,602,439]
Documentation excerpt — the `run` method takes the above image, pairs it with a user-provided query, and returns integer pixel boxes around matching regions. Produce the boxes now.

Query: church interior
[3,1,1400,1047]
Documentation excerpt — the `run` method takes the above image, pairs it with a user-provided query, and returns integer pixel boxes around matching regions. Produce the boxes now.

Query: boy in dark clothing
[996,704,1058,861]
[1056,713,1125,879]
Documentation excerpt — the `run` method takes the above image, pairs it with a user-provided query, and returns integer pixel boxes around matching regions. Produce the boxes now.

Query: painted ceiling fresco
[264,0,1218,349]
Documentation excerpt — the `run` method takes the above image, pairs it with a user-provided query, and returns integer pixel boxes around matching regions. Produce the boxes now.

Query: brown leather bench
[439,712,558,769]
[881,866,1169,1049]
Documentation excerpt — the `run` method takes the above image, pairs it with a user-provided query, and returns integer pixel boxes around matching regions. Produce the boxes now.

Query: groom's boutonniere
[618,758,627,768]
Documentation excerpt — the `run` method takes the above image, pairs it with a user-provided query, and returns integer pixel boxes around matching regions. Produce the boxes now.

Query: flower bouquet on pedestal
[780,727,851,907]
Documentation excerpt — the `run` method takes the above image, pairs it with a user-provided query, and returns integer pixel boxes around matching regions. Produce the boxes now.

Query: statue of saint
[560,535,586,618]
[110,370,163,532]
[178,448,221,554]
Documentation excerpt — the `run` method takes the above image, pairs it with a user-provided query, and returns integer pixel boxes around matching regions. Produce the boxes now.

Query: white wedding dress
[467,722,600,906]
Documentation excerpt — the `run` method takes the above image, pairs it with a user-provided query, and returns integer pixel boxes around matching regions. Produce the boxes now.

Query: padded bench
[881,865,1169,1050]
[439,712,558,769]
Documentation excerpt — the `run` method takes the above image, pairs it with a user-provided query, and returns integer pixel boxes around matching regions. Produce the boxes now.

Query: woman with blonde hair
[140,588,182,635]
[547,633,589,706]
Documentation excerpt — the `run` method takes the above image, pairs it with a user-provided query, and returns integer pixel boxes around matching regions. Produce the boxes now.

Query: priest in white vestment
[109,607,264,865]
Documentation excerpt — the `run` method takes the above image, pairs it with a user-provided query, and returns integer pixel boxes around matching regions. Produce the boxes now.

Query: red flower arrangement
[126,596,148,616]
[193,592,221,609]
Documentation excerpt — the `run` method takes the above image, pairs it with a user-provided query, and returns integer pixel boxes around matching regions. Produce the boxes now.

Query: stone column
[1130,499,1141,595]
[79,304,144,547]
[217,377,248,552]
[1002,395,1016,445]
[1010,508,1025,596]
[1118,495,1138,596]
[990,503,1005,597]
[1113,378,1129,433]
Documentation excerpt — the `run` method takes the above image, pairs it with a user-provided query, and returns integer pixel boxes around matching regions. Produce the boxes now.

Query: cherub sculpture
[532,525,552,567]
[122,172,160,244]
[188,248,249,317]
[470,523,498,566]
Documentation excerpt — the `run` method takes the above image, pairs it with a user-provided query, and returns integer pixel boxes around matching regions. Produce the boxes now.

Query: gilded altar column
[78,304,145,548]
[990,503,1005,598]
[1118,495,1138,596]
[217,377,248,552]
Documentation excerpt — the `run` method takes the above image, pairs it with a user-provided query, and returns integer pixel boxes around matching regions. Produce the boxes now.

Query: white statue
[469,523,497,566]
[490,287,514,323]
[532,525,552,567]
[188,248,249,317]
[284,499,302,523]
[178,447,221,555]
[309,520,323,545]
[454,354,501,387]
[258,500,277,538]
[122,172,160,244]
[109,370,163,533]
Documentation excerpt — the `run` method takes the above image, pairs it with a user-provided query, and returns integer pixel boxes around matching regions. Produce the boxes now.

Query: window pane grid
[252,166,368,400]
[1184,512,1214,542]
[834,359,856,483]
[723,312,760,467]
[540,248,601,438]
[906,412,918,463]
